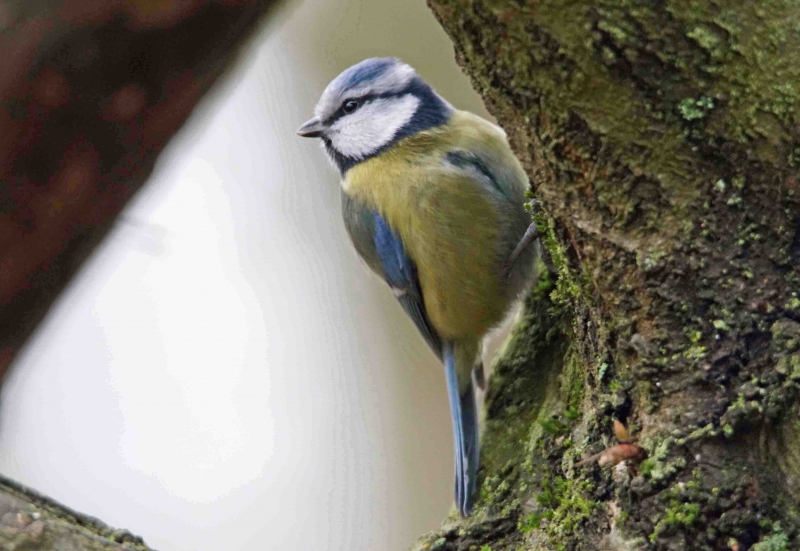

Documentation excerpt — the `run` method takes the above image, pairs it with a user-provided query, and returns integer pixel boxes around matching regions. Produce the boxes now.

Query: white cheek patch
[329,95,420,159]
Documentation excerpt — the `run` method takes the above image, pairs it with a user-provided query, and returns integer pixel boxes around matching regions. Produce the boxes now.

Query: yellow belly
[346,152,508,340]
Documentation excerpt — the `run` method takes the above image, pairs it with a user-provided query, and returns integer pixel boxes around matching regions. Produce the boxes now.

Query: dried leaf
[613,419,631,442]
[597,444,645,468]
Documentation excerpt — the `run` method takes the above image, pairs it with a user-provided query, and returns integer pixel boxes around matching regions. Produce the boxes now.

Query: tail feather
[443,342,479,517]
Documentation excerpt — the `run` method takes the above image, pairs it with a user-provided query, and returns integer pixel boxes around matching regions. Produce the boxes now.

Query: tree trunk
[419,1,800,549]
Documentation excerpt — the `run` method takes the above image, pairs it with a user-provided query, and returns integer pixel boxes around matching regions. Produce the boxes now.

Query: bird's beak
[296,117,324,138]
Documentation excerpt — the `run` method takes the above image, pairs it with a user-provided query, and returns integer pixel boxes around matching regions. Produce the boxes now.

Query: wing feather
[372,211,443,359]
[341,191,442,359]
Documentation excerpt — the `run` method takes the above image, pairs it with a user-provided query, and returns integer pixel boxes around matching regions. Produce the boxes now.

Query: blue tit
[297,57,538,517]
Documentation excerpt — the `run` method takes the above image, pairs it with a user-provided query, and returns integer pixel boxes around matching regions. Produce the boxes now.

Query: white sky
[0,1,498,549]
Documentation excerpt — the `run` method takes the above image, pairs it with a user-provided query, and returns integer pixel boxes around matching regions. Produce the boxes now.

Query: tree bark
[0,0,283,379]
[0,1,282,548]
[0,474,154,550]
[419,1,800,549]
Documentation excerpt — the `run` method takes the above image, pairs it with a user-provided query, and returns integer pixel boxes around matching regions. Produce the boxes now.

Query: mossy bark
[0,474,154,550]
[419,1,800,549]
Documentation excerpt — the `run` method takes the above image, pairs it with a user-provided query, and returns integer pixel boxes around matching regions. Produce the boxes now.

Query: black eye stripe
[322,92,400,126]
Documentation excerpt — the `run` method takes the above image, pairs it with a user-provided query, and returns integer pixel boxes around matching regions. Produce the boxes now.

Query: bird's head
[297,57,452,174]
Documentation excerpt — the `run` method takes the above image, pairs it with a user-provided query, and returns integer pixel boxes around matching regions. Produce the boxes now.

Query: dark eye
[343,99,360,114]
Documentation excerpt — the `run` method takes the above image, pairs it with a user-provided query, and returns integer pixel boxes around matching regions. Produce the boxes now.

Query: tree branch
[0,474,152,550]
[0,0,283,547]
[0,0,284,379]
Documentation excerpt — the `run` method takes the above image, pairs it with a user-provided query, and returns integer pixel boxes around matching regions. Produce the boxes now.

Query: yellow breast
[343,112,511,339]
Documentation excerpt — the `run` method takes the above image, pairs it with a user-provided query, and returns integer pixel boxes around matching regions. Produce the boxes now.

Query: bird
[297,57,539,517]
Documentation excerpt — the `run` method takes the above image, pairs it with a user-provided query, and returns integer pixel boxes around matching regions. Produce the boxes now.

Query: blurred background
[0,1,499,549]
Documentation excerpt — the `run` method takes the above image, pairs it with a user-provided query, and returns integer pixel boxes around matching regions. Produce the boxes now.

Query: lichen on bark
[420,1,800,549]
[0,474,153,550]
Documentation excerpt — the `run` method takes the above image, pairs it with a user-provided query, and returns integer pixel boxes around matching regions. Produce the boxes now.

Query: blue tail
[443,342,479,517]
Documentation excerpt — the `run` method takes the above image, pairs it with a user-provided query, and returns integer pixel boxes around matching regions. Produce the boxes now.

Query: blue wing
[371,211,443,360]
[373,213,478,516]
[340,193,479,517]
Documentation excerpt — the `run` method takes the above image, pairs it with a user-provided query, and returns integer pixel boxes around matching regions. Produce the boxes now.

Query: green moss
[526,476,598,547]
[775,354,800,379]
[474,286,570,515]
[533,210,588,307]
[753,522,789,551]
[596,19,630,43]
[679,96,715,120]
[562,343,587,410]
[540,417,567,435]
[679,423,717,444]
[686,26,724,57]
[636,248,670,273]
[650,501,701,542]
[519,511,546,533]
[640,436,686,484]
[772,319,800,353]
[723,423,735,438]
[712,319,730,331]
[683,345,707,360]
